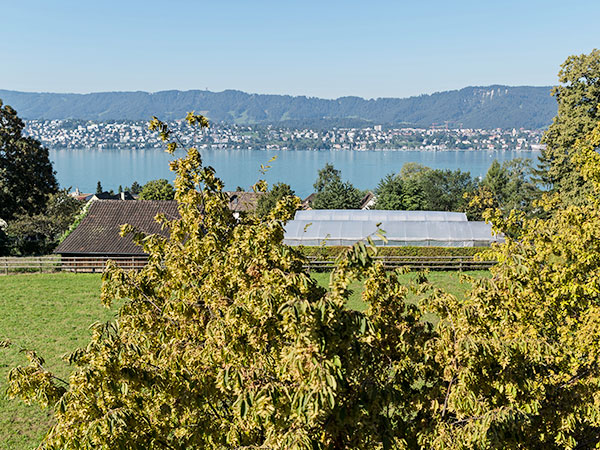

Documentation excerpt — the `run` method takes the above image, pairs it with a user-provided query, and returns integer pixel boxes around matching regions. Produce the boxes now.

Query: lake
[49,148,541,198]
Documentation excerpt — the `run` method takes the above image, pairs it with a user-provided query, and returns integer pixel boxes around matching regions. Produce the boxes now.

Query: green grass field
[0,274,116,450]
[0,270,487,449]
[311,270,487,312]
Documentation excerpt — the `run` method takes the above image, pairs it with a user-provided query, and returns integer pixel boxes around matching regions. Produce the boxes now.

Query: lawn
[311,270,488,312]
[0,273,114,450]
[0,270,488,449]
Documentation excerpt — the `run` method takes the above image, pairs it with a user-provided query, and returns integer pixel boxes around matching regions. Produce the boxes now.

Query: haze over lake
[50,148,541,198]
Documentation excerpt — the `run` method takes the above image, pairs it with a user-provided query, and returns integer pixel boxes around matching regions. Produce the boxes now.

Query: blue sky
[1,0,597,98]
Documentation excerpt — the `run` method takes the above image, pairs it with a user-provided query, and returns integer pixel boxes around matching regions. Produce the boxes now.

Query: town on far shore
[24,119,545,152]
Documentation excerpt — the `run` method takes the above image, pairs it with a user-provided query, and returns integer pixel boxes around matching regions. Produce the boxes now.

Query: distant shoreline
[48,147,542,152]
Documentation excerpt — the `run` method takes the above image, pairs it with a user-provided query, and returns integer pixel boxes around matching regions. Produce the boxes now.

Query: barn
[54,200,179,271]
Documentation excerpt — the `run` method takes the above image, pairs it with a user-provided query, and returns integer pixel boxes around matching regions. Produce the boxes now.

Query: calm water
[49,148,541,198]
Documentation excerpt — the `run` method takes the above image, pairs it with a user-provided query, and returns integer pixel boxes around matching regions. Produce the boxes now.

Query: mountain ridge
[0,85,556,129]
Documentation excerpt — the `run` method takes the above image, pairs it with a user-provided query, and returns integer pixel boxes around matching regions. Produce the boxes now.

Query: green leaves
[535,49,600,203]
[0,100,58,223]
[312,163,363,210]
[138,179,175,200]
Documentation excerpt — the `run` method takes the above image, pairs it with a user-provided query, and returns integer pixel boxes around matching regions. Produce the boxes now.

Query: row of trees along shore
[255,157,538,220]
[1,49,600,449]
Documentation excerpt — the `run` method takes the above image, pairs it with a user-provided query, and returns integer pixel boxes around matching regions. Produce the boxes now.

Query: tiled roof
[226,191,264,212]
[54,200,179,255]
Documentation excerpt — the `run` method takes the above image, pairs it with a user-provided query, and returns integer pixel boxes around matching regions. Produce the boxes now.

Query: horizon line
[0,84,555,102]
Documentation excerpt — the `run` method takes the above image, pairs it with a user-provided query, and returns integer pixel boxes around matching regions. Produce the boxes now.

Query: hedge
[299,246,484,259]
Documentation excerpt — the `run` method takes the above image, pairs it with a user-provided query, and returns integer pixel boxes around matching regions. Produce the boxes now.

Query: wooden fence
[0,256,148,274]
[1,255,495,275]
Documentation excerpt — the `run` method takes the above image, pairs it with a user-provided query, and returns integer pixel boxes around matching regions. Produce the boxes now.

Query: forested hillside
[0,85,555,129]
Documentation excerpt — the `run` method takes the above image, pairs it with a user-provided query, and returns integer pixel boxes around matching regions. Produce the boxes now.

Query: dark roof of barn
[54,200,179,255]
[226,191,264,212]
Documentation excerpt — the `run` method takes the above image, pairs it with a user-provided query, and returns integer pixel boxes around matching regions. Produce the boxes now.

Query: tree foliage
[535,48,600,203]
[7,115,600,449]
[312,163,363,209]
[255,182,297,218]
[374,164,476,213]
[466,159,539,220]
[138,178,175,200]
[373,174,405,210]
[5,190,83,255]
[129,181,142,195]
[0,100,58,221]
[425,123,600,449]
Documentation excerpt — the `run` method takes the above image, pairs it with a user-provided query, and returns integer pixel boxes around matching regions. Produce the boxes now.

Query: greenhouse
[283,210,502,247]
[294,209,468,222]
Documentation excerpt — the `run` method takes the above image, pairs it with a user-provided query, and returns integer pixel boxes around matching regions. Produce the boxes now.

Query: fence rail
[0,254,495,275]
[0,256,148,274]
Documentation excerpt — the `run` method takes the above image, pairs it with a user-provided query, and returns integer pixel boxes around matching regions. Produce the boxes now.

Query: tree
[413,168,476,212]
[388,164,476,212]
[373,174,405,210]
[535,48,600,203]
[313,163,341,192]
[487,159,538,212]
[6,190,83,255]
[255,182,296,218]
[420,124,600,448]
[467,159,540,220]
[399,162,429,179]
[5,115,434,449]
[312,163,362,209]
[0,100,58,221]
[138,178,175,200]
[129,181,142,195]
[481,160,508,198]
[96,181,103,194]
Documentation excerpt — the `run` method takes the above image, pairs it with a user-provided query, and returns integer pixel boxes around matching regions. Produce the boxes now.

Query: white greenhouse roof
[283,219,502,247]
[294,209,468,222]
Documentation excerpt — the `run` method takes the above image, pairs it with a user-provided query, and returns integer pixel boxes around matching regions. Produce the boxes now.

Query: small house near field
[54,200,179,271]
